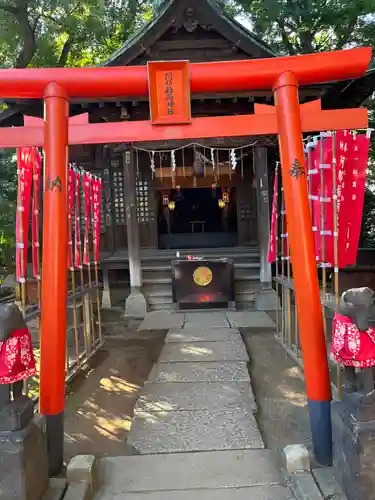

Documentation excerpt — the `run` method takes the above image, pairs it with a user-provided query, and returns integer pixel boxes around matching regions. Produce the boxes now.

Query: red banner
[31,149,42,279]
[16,148,33,283]
[74,169,82,269]
[307,131,369,269]
[268,166,278,263]
[67,167,75,270]
[83,172,92,266]
[344,133,370,265]
[307,144,320,262]
[91,177,102,263]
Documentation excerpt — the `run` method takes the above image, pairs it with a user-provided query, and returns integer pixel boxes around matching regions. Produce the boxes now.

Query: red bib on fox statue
[0,304,36,385]
[331,313,375,368]
[0,328,36,384]
[331,287,375,368]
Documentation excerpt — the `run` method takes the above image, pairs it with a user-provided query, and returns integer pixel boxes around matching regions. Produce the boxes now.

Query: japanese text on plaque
[164,71,174,115]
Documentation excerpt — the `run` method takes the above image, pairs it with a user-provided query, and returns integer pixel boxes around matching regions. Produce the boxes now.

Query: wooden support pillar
[254,146,272,288]
[123,148,147,318]
[101,266,112,308]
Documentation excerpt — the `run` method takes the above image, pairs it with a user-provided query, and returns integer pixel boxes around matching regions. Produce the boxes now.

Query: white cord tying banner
[230,149,237,170]
[150,151,155,173]
[171,150,176,172]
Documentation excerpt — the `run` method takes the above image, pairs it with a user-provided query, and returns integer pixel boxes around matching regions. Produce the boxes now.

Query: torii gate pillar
[274,71,332,465]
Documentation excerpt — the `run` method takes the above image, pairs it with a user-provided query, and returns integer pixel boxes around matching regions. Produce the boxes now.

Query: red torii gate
[0,47,371,472]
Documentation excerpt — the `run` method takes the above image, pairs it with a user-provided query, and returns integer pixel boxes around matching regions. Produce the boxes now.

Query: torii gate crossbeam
[0,47,371,474]
[0,100,368,148]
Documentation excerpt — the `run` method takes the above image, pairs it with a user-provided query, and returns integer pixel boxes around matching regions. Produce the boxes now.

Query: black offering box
[172,258,235,310]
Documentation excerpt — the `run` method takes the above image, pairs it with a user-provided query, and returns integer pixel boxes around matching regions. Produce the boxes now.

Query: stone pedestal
[0,396,34,432]
[332,386,375,500]
[123,149,147,319]
[0,414,49,500]
[125,291,147,319]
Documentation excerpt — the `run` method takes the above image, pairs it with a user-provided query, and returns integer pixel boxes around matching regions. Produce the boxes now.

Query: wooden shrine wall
[69,144,158,252]
[69,142,261,252]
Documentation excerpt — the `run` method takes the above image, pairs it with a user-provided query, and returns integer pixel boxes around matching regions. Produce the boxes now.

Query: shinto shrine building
[1,0,375,314]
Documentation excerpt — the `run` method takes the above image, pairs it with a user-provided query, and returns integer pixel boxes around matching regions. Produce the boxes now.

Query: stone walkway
[94,311,295,499]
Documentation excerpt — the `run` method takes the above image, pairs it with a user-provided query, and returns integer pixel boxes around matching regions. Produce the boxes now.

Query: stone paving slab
[98,450,282,493]
[95,486,295,500]
[138,311,184,331]
[158,341,249,363]
[128,407,264,454]
[166,327,240,343]
[184,312,230,328]
[147,361,250,383]
[226,311,276,329]
[134,382,256,413]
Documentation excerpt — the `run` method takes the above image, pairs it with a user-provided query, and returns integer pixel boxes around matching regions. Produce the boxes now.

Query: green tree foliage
[0,1,153,272]
[235,0,375,55]
[0,0,153,69]
[0,149,16,275]
[235,0,375,247]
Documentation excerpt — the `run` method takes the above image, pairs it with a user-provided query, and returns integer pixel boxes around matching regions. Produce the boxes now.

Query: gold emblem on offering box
[193,266,213,287]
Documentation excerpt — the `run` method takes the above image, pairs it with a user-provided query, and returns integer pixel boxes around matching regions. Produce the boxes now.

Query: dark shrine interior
[158,187,237,235]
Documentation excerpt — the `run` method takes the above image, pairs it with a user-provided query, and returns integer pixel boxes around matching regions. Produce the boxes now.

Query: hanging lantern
[218,199,225,209]
[222,189,230,204]
[168,200,175,210]
[162,193,169,206]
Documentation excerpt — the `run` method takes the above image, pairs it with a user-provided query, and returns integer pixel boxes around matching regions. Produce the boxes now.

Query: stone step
[147,294,173,305]
[235,281,262,294]
[142,265,172,272]
[96,450,285,494]
[143,282,172,296]
[158,340,249,363]
[139,247,260,258]
[95,486,294,500]
[236,300,256,310]
[183,311,231,328]
[147,361,250,384]
[226,311,276,329]
[142,269,173,281]
[138,310,184,331]
[143,276,172,285]
[149,303,176,312]
[234,262,261,269]
[235,293,257,304]
[134,381,256,413]
[166,327,240,343]
[235,273,261,281]
[128,407,264,454]
[142,262,260,272]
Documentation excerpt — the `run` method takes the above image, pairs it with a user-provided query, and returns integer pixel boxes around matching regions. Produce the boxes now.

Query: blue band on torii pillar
[308,399,333,466]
